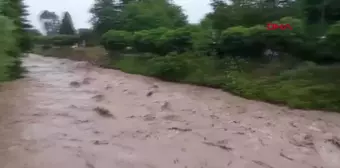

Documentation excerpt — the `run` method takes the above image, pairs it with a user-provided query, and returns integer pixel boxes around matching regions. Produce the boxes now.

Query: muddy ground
[0,54,340,168]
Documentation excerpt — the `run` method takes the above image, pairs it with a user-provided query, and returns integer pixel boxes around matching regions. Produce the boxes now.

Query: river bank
[33,47,340,112]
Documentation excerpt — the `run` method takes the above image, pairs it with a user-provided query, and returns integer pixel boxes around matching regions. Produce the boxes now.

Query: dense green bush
[134,25,214,55]
[218,18,306,59]
[159,27,193,54]
[177,25,217,55]
[108,26,213,56]
[293,21,340,63]
[101,30,133,51]
[249,26,305,59]
[133,26,210,55]
[0,15,17,81]
[100,16,340,65]
[219,26,251,58]
[191,28,216,56]
[103,17,328,62]
[133,27,169,54]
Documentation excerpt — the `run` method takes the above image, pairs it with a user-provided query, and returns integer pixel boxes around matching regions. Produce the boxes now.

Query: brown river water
[0,54,340,168]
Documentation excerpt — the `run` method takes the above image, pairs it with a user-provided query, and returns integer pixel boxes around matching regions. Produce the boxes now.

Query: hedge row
[34,35,80,46]
[101,25,214,56]
[101,17,340,63]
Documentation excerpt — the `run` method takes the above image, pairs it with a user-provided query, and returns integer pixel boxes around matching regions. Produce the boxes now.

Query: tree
[19,2,34,52]
[78,28,97,46]
[90,0,188,34]
[324,0,340,24]
[207,0,301,30]
[90,0,123,36]
[59,12,76,35]
[119,0,188,31]
[0,15,16,77]
[1,0,33,52]
[0,0,31,78]
[302,0,340,35]
[39,10,60,36]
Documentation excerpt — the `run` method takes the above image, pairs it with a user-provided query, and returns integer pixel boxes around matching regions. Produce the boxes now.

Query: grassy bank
[113,53,340,112]
[34,47,340,112]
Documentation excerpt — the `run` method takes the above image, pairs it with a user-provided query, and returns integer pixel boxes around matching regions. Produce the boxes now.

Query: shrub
[251,18,306,57]
[159,27,194,55]
[132,26,216,56]
[276,17,304,34]
[219,26,251,58]
[294,21,340,63]
[191,27,216,56]
[133,26,214,56]
[133,27,169,54]
[146,53,190,81]
[217,18,309,60]
[248,25,305,59]
[101,30,133,51]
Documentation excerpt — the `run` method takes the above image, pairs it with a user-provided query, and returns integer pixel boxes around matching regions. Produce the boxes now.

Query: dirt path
[0,54,340,168]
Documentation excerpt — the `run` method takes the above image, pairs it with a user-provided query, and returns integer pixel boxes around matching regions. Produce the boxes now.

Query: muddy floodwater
[1,54,340,168]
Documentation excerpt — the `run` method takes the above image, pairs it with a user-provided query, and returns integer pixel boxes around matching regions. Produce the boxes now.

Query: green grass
[114,56,151,74]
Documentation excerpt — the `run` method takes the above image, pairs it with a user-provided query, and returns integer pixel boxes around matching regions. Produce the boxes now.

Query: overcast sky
[25,0,212,30]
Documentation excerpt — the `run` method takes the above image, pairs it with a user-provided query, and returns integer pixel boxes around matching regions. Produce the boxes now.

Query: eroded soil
[0,54,340,168]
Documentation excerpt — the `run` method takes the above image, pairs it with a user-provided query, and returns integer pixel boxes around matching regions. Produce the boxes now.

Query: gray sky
[25,0,212,30]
